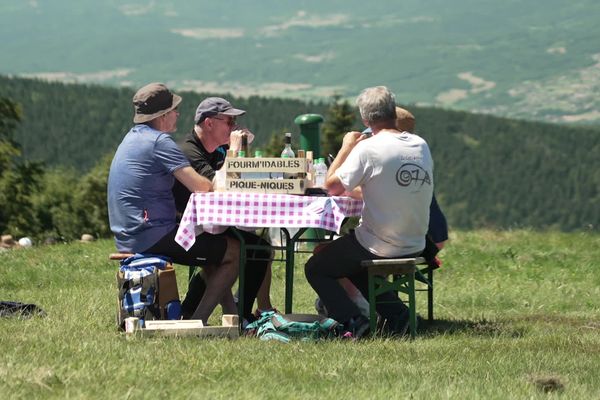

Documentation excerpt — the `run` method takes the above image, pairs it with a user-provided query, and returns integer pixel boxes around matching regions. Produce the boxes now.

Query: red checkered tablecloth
[175,192,363,251]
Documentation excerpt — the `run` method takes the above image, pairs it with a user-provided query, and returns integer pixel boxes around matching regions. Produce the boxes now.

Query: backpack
[116,253,181,329]
[245,311,342,342]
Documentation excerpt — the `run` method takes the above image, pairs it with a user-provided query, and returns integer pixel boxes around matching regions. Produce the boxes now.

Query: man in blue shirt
[107,82,240,324]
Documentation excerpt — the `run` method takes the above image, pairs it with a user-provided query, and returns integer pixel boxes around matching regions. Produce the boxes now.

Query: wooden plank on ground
[133,320,239,339]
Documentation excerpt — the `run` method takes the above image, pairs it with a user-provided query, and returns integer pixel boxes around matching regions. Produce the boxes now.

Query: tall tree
[0,97,21,171]
[0,97,21,142]
[262,130,288,157]
[0,97,44,236]
[73,154,113,238]
[320,96,355,157]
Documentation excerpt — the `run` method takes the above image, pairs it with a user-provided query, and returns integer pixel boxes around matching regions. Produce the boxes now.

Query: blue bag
[116,254,173,328]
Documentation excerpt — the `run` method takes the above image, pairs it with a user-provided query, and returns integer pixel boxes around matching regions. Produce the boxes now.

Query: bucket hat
[133,82,182,123]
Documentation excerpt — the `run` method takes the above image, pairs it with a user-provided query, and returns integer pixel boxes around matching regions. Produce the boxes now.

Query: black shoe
[382,309,412,337]
[342,315,370,339]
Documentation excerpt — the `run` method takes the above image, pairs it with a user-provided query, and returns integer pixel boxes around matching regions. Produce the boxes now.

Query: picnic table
[175,191,363,323]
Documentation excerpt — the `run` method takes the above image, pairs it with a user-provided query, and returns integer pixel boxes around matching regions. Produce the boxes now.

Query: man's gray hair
[356,86,397,124]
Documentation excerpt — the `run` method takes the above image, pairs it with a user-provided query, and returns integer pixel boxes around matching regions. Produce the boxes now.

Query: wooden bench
[108,253,134,261]
[361,257,430,338]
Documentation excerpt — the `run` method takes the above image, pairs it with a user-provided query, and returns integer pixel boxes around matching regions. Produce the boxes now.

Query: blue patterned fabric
[118,254,171,319]
[122,286,155,314]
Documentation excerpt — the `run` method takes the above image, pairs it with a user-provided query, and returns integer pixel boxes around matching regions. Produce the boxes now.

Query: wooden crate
[219,157,310,194]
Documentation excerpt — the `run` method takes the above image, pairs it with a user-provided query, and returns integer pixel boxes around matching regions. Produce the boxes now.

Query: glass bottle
[281,132,295,158]
[314,158,328,187]
[281,132,295,178]
[246,150,264,179]
[239,133,249,158]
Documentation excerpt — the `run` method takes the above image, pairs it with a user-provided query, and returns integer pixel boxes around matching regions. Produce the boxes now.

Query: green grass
[1,230,599,399]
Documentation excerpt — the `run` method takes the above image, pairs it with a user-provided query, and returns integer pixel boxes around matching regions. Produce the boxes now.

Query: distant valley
[1,0,600,124]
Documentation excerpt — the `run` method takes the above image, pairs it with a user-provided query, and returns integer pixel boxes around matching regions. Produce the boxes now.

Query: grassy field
[1,230,599,399]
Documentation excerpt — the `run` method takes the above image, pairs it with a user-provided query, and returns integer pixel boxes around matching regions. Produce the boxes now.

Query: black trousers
[143,226,228,267]
[305,231,418,324]
[177,228,271,320]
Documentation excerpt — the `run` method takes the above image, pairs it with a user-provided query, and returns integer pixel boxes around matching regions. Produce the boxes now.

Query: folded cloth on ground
[244,311,342,342]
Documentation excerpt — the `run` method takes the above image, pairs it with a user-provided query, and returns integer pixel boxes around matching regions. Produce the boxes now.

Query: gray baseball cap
[194,97,245,124]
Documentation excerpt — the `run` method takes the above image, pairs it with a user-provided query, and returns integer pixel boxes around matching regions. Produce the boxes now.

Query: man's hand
[324,132,367,196]
[229,129,255,153]
[341,131,368,150]
[328,131,367,180]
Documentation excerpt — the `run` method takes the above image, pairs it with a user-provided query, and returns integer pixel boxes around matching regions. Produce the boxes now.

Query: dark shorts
[143,226,228,267]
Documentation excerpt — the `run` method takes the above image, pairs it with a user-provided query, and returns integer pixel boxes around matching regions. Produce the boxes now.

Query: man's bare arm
[325,131,367,196]
[174,166,213,192]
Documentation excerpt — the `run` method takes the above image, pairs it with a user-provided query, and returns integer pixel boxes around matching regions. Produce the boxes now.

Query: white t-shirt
[335,131,434,257]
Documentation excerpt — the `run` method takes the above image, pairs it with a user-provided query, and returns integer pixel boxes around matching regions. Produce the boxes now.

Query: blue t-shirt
[107,124,190,252]
[428,194,448,244]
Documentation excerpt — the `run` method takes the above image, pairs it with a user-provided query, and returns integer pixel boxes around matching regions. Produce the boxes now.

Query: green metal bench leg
[427,268,434,322]
[230,229,247,331]
[283,228,308,314]
[368,273,377,335]
[282,229,294,314]
[407,271,416,339]
[237,250,246,330]
[363,258,420,338]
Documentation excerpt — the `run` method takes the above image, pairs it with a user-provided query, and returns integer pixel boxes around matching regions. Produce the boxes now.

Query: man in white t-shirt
[304,86,434,338]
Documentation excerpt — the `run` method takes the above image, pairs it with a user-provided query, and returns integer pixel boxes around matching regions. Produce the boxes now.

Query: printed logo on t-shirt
[396,163,432,187]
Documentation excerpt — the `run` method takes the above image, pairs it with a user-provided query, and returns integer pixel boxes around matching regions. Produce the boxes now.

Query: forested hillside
[0,75,326,170]
[1,75,599,233]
